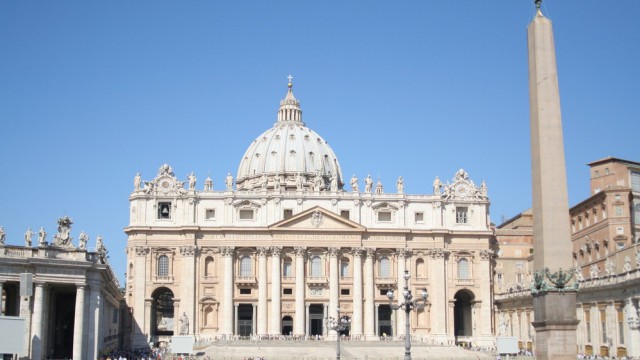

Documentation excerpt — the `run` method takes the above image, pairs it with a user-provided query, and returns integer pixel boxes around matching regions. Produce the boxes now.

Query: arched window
[310,255,322,277]
[340,258,350,278]
[415,258,425,278]
[158,255,169,277]
[240,256,252,277]
[458,258,469,279]
[283,257,293,277]
[204,256,214,277]
[379,256,391,277]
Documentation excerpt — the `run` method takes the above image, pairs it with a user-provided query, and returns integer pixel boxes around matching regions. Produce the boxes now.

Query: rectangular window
[497,273,503,284]
[205,209,216,220]
[283,209,293,219]
[158,202,171,219]
[615,205,623,216]
[618,309,625,344]
[377,211,392,222]
[340,210,350,219]
[283,288,293,295]
[380,289,390,296]
[515,262,524,270]
[586,311,591,343]
[340,288,350,296]
[239,209,254,220]
[415,212,424,223]
[631,172,640,192]
[113,308,118,324]
[601,310,607,343]
[456,207,468,224]
[240,288,251,295]
[617,227,624,235]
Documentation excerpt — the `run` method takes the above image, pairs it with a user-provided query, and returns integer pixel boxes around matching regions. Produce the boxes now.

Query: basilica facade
[125,81,495,348]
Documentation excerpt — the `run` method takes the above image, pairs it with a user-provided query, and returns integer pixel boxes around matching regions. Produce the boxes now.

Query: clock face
[160,179,173,193]
[454,183,470,197]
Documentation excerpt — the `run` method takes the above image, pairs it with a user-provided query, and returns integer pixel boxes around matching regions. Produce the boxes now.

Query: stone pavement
[195,340,499,359]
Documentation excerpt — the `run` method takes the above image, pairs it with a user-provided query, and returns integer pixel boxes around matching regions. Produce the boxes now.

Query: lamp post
[387,270,428,360]
[326,306,351,360]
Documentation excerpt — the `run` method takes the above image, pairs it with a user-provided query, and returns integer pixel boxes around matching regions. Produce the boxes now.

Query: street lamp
[387,270,428,360]
[326,306,351,360]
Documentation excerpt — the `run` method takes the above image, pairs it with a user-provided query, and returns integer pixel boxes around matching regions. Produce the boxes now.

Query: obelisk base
[532,292,579,360]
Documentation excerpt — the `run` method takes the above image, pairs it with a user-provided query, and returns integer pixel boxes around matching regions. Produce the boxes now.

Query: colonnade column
[396,248,408,336]
[31,283,45,360]
[364,248,376,339]
[294,247,306,336]
[351,248,364,337]
[133,246,149,348]
[252,304,257,336]
[478,250,494,340]
[72,285,86,360]
[430,248,448,339]
[87,282,102,360]
[328,247,339,338]
[221,246,235,336]
[624,298,640,357]
[271,246,282,335]
[257,247,269,336]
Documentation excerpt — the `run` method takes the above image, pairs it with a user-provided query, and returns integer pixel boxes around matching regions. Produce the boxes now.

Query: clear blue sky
[1,1,638,284]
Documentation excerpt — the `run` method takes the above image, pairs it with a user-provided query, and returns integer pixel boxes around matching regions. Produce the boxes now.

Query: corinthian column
[294,247,306,336]
[73,285,86,360]
[351,248,364,337]
[328,247,340,338]
[364,248,376,339]
[257,247,269,336]
[221,246,235,336]
[271,247,282,335]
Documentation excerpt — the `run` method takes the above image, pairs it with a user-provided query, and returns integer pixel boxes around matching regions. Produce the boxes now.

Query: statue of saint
[261,174,268,190]
[330,174,338,192]
[605,259,615,277]
[350,175,359,192]
[179,312,189,335]
[296,173,304,191]
[589,264,600,279]
[396,176,404,194]
[204,176,213,191]
[0,226,5,245]
[78,231,88,250]
[364,175,373,193]
[38,227,47,246]
[274,176,281,190]
[134,173,142,191]
[623,256,632,273]
[375,180,383,194]
[433,176,443,194]
[314,172,323,191]
[188,172,197,190]
[479,180,488,198]
[636,250,640,268]
[225,173,234,191]
[25,227,34,247]
[96,234,107,254]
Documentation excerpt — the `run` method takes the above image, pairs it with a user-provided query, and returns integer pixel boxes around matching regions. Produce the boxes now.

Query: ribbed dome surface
[236,80,343,191]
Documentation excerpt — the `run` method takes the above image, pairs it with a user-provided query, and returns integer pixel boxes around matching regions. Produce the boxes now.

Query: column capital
[135,246,150,256]
[257,246,270,257]
[327,247,340,257]
[365,248,376,259]
[179,245,198,256]
[271,246,282,257]
[396,248,412,258]
[351,247,364,257]
[220,246,235,257]
[294,246,306,257]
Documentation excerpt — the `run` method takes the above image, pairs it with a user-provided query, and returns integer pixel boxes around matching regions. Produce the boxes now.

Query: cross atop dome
[278,75,303,124]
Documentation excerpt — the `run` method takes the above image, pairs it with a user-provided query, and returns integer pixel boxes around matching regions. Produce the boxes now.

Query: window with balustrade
[379,256,391,277]
[158,255,169,277]
[457,258,469,279]
[240,256,252,277]
[310,255,322,277]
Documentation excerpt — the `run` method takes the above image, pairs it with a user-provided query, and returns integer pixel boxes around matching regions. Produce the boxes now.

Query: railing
[306,276,328,285]
[152,275,174,284]
[235,276,256,285]
[375,277,397,285]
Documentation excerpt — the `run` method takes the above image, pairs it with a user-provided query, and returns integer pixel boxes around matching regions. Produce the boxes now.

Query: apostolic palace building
[124,80,496,349]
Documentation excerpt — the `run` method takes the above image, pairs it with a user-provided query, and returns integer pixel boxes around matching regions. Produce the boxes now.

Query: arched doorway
[454,290,474,340]
[282,315,293,336]
[151,287,175,340]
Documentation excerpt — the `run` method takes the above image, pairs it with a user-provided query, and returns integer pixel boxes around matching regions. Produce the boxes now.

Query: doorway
[378,305,392,337]
[454,290,473,337]
[238,304,253,336]
[309,304,324,336]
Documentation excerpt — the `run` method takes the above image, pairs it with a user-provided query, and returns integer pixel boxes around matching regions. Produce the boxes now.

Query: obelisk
[527,1,578,359]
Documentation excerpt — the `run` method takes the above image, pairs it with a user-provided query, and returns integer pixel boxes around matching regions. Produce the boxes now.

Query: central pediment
[269,206,365,231]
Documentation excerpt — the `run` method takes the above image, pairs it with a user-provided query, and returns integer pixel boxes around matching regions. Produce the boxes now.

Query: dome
[236,79,344,191]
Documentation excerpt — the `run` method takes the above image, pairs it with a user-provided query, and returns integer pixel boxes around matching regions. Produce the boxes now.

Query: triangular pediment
[269,206,365,231]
